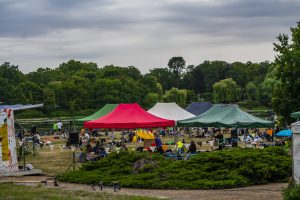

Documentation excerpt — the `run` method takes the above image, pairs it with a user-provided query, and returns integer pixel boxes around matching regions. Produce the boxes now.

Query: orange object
[267,129,273,136]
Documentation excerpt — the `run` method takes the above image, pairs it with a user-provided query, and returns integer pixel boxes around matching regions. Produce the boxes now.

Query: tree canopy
[272,21,300,123]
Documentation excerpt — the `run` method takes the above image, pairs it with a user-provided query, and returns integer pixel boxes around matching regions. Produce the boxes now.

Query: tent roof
[148,102,195,121]
[76,104,118,122]
[276,129,292,137]
[185,102,213,116]
[0,104,43,112]
[84,103,175,129]
[177,104,274,128]
[291,111,300,118]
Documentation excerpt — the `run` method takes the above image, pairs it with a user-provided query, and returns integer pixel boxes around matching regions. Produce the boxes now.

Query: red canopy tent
[84,103,175,129]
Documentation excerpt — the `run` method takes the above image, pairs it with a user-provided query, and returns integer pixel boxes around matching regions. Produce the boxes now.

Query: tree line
[0,21,299,124]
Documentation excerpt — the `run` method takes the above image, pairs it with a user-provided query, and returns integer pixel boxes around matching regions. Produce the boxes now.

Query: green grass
[60,147,291,189]
[25,139,77,176]
[282,185,300,200]
[0,183,159,200]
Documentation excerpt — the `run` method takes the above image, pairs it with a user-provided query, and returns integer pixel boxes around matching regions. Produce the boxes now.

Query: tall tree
[245,82,257,101]
[213,78,241,103]
[168,57,186,88]
[272,21,300,123]
[163,88,187,107]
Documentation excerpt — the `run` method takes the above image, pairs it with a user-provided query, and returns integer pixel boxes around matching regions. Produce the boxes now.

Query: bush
[283,186,300,200]
[59,147,291,189]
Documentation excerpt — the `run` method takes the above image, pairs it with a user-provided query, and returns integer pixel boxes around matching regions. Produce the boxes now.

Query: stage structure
[0,104,43,175]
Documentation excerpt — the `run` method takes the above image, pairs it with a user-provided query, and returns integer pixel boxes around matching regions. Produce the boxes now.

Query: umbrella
[276,129,292,137]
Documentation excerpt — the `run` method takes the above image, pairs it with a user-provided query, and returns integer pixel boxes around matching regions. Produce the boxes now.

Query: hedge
[59,147,291,189]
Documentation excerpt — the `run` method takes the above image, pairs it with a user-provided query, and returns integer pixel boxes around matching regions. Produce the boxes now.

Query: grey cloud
[160,0,300,40]
[0,0,300,73]
[0,0,138,37]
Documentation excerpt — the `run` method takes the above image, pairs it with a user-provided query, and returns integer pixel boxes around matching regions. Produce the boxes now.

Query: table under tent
[84,103,175,149]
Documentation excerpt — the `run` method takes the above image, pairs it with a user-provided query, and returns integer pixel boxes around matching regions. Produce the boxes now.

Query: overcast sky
[0,0,299,73]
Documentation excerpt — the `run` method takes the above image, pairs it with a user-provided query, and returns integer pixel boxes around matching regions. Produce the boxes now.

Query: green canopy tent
[177,104,274,128]
[291,111,300,119]
[76,104,118,123]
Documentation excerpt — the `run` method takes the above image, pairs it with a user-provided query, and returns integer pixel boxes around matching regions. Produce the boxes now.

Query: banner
[0,123,9,160]
[0,109,18,174]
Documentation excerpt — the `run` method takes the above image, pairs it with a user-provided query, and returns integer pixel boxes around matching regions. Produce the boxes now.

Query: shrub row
[59,147,291,189]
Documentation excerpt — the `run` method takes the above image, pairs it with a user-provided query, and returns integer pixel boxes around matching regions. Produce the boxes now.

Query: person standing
[57,120,63,134]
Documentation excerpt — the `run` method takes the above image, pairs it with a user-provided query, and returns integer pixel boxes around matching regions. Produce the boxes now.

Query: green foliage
[0,54,277,117]
[273,21,300,123]
[168,57,186,88]
[257,78,280,106]
[283,186,300,200]
[245,82,257,101]
[163,88,187,107]
[143,93,161,109]
[0,183,158,200]
[213,78,241,103]
[59,147,291,189]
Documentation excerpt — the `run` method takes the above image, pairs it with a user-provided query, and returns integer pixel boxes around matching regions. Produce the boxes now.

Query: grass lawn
[25,135,210,176]
[0,183,159,200]
[26,139,76,176]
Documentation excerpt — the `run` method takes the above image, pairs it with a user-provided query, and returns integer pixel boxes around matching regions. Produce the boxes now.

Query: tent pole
[292,125,295,185]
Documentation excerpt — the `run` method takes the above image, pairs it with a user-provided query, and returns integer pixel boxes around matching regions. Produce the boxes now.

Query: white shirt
[57,122,63,129]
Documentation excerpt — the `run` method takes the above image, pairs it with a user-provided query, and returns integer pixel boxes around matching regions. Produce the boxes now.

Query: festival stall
[185,102,213,116]
[76,104,118,123]
[84,103,175,129]
[148,102,195,121]
[177,104,274,128]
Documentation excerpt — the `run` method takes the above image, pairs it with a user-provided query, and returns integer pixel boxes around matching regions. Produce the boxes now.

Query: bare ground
[0,176,287,200]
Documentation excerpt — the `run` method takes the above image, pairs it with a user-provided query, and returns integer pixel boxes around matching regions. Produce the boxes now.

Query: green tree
[272,21,300,123]
[147,68,175,90]
[197,61,230,93]
[213,78,241,103]
[257,78,280,106]
[245,82,257,100]
[163,88,187,107]
[168,57,186,87]
[143,93,161,109]
[43,88,56,113]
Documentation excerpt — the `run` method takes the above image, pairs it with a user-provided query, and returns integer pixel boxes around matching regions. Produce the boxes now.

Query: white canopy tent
[292,121,300,184]
[148,102,195,121]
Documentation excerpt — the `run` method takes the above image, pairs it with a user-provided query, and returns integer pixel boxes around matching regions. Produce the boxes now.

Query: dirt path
[0,176,287,200]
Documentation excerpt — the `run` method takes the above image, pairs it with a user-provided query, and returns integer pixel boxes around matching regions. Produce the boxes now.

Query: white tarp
[148,102,195,121]
[0,109,18,174]
[0,104,43,112]
[292,121,300,184]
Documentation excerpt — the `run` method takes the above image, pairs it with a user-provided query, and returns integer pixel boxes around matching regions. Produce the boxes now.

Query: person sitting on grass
[99,147,107,157]
[78,148,87,163]
[176,140,184,154]
[188,141,197,154]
